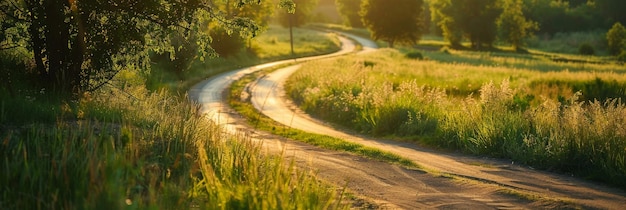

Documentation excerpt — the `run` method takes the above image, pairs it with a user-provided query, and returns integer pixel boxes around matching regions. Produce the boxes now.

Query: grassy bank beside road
[286,48,626,189]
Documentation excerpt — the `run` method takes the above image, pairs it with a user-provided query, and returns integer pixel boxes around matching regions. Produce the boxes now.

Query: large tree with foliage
[607,22,626,56]
[0,0,287,97]
[360,0,424,47]
[430,0,462,47]
[208,0,274,57]
[277,0,318,28]
[336,0,363,28]
[497,0,538,50]
[596,0,626,26]
[430,0,501,49]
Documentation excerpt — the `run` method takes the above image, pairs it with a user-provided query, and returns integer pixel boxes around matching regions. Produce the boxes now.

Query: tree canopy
[497,0,538,50]
[607,22,626,56]
[0,0,289,97]
[336,0,363,28]
[277,0,318,28]
[208,0,274,57]
[431,0,501,49]
[360,0,424,47]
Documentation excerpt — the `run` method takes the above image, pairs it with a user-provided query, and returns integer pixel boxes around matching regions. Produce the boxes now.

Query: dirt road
[191,32,626,209]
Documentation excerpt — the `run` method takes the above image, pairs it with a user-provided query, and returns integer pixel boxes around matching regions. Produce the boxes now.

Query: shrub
[607,22,626,55]
[618,51,626,62]
[579,43,595,55]
[210,27,245,57]
[405,50,424,60]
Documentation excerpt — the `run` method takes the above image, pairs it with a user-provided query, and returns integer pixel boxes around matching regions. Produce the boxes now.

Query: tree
[0,0,284,97]
[430,0,501,49]
[206,0,274,57]
[275,0,316,55]
[430,0,463,47]
[360,0,424,48]
[607,22,626,56]
[277,0,318,28]
[336,0,364,28]
[497,0,538,51]
[522,0,612,35]
[596,0,626,26]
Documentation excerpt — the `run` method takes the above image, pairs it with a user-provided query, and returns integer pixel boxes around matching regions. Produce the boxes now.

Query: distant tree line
[337,0,626,50]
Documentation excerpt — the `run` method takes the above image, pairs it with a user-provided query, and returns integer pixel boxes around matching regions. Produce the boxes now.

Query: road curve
[191,31,545,209]
[190,31,536,208]
[189,33,355,133]
[248,36,626,208]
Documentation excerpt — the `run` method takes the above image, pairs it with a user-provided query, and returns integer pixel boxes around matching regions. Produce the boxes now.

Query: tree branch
[0,5,27,22]
[0,43,24,50]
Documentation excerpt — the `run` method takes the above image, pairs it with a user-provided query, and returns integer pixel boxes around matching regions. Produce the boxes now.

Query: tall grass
[1,24,347,209]
[286,49,626,188]
[228,69,418,168]
[1,81,346,209]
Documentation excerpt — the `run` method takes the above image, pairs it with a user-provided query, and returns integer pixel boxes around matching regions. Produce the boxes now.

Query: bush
[440,46,451,54]
[210,27,245,57]
[618,51,626,62]
[405,50,424,60]
[607,22,626,55]
[579,43,595,55]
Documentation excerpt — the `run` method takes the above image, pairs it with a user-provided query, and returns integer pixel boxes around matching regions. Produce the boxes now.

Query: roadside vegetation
[0,24,346,209]
[228,68,418,168]
[285,48,626,189]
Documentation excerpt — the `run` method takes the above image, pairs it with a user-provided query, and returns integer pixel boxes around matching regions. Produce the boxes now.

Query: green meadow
[285,47,626,188]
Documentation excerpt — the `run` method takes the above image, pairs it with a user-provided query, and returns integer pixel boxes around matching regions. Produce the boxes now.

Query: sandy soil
[190,32,626,209]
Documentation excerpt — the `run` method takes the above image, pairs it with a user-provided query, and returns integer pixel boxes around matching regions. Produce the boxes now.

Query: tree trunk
[43,0,69,93]
[43,0,81,95]
[70,5,87,94]
[26,0,48,83]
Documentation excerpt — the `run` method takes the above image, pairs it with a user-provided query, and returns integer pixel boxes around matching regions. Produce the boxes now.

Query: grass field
[0,26,347,209]
[285,48,626,189]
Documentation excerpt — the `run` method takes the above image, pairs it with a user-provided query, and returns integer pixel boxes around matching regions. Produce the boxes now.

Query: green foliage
[335,0,364,28]
[360,0,424,47]
[618,51,626,62]
[0,0,263,97]
[526,30,609,55]
[497,0,538,50]
[405,50,424,60]
[286,49,626,188]
[0,23,348,209]
[430,0,463,47]
[578,43,595,55]
[607,22,626,55]
[430,0,502,49]
[276,0,319,27]
[595,0,626,27]
[523,0,606,34]
[209,26,246,57]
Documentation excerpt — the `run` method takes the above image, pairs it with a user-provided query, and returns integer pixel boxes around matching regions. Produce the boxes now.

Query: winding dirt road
[191,31,626,209]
